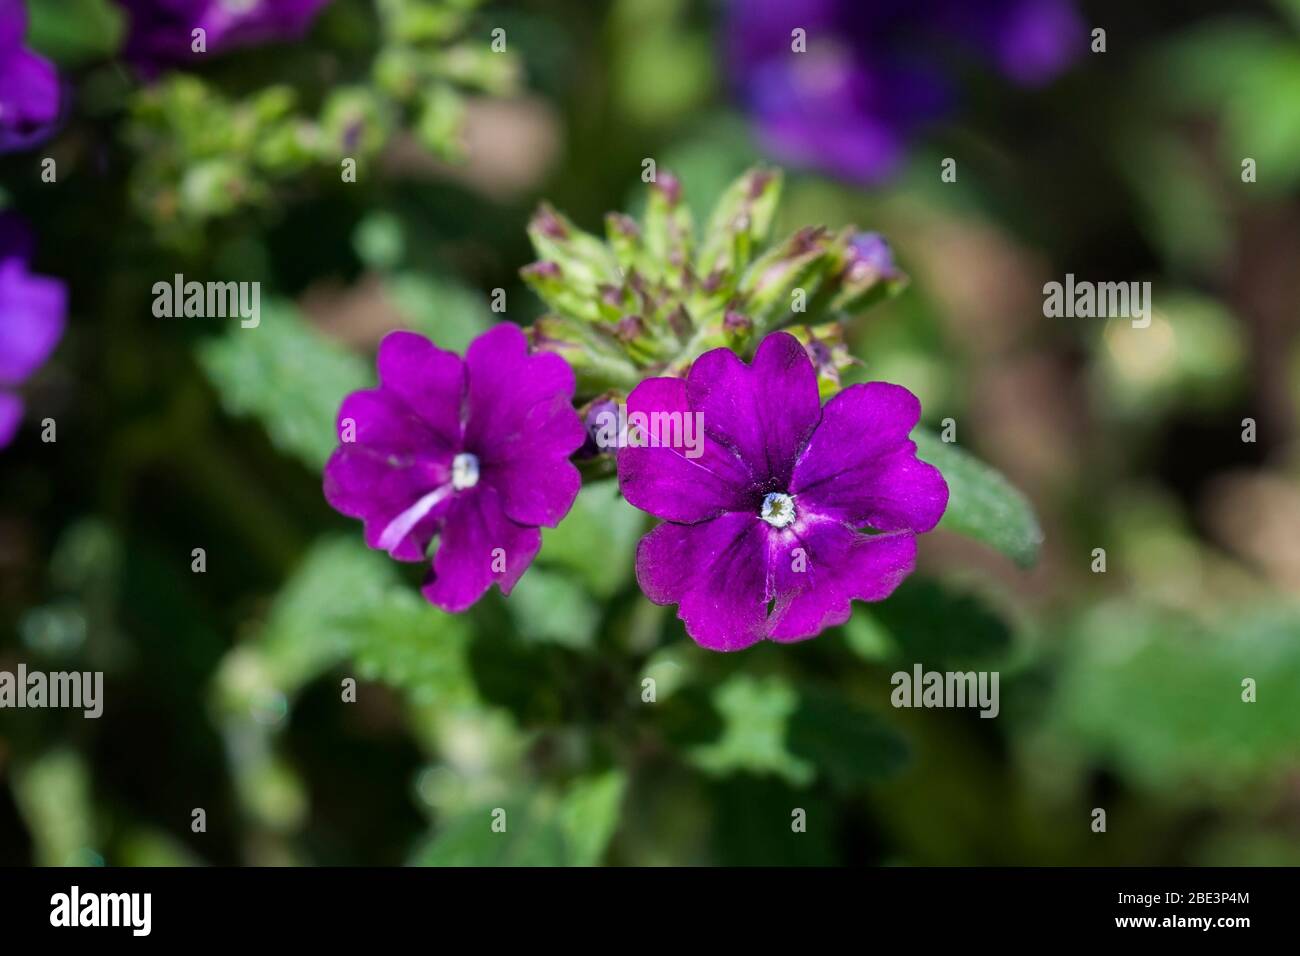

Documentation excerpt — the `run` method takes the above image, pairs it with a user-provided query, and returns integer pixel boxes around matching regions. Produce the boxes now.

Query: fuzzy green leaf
[913,428,1043,567]
[198,301,369,470]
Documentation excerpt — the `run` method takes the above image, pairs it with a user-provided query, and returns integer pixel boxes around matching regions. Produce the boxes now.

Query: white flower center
[452,452,480,491]
[760,492,796,529]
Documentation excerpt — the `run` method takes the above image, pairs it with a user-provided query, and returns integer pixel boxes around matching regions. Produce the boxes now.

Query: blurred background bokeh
[2,0,1300,866]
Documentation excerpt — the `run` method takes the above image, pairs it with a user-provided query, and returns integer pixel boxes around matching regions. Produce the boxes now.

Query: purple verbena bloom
[727,0,1084,183]
[0,0,61,153]
[117,0,332,70]
[618,332,948,651]
[323,325,585,613]
[0,214,66,449]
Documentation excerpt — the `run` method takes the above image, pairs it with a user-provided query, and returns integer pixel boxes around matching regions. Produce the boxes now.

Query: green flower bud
[520,166,906,397]
[527,204,621,291]
[697,167,782,278]
[530,314,641,394]
[642,172,694,288]
[319,87,392,159]
[740,226,834,332]
[784,323,859,400]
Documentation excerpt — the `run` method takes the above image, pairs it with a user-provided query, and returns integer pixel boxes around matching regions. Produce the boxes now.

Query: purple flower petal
[635,513,769,651]
[744,56,920,183]
[0,390,22,449]
[766,520,916,642]
[0,0,26,52]
[323,441,453,561]
[0,1,60,152]
[375,330,465,451]
[0,257,66,387]
[987,0,1085,86]
[847,231,901,280]
[685,331,821,491]
[421,484,542,613]
[792,382,947,532]
[119,0,332,70]
[0,43,60,153]
[617,376,752,523]
[463,323,584,527]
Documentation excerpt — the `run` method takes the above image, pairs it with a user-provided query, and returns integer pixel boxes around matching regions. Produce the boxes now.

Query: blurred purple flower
[846,231,901,282]
[618,332,947,651]
[324,325,585,613]
[0,0,61,152]
[0,215,66,449]
[117,0,332,70]
[727,0,1084,183]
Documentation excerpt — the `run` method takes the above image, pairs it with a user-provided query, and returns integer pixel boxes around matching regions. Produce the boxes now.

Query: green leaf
[353,212,406,270]
[217,536,474,708]
[691,675,814,786]
[1050,602,1300,792]
[253,536,389,692]
[505,567,600,648]
[841,604,893,661]
[787,689,910,788]
[27,0,124,66]
[413,772,628,867]
[912,428,1043,567]
[869,578,1015,669]
[12,751,100,867]
[198,301,369,470]
[557,771,627,866]
[537,480,643,597]
[411,800,568,867]
[350,597,475,707]
[1159,23,1300,194]
[116,829,205,867]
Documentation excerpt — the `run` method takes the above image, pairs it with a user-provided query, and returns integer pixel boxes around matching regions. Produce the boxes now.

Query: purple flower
[727,0,1084,183]
[324,325,585,613]
[0,215,66,449]
[845,231,901,282]
[576,396,620,460]
[0,0,61,152]
[618,332,947,651]
[117,0,332,69]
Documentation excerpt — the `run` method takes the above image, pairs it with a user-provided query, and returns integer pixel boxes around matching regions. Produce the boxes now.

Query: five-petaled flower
[0,214,66,449]
[324,325,585,612]
[618,332,948,651]
[0,0,61,153]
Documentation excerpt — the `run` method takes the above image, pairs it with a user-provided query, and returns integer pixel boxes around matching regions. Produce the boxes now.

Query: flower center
[452,452,480,491]
[760,492,796,529]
